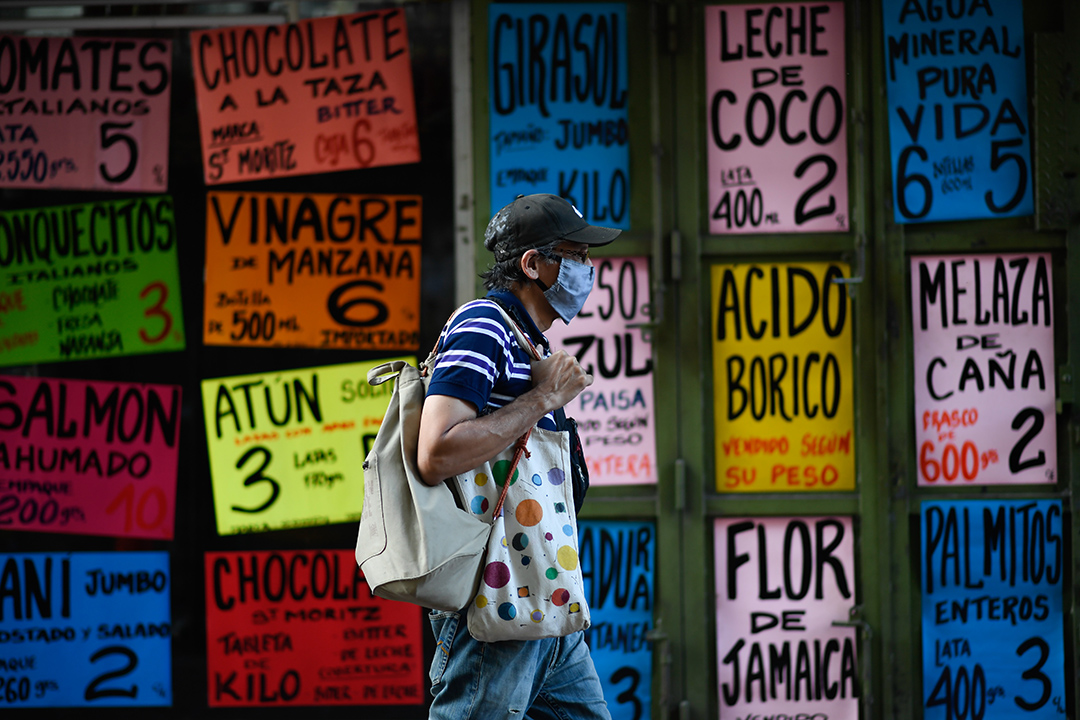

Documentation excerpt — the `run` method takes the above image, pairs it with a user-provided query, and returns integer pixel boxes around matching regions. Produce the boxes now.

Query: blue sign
[580,520,654,720]
[0,552,171,707]
[489,3,630,227]
[921,500,1066,719]
[882,0,1033,223]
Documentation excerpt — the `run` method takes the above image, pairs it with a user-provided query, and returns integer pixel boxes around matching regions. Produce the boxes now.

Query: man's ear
[520,249,542,280]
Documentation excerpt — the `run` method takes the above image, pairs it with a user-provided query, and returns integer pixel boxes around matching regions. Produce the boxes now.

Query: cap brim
[562,224,622,247]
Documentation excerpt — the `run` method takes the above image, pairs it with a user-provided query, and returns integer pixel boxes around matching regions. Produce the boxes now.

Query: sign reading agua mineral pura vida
[0,197,186,366]
[0,551,172,708]
[922,500,1066,719]
[715,517,858,720]
[911,254,1055,485]
[882,0,1033,223]
[0,35,172,192]
[191,10,420,184]
[488,3,629,227]
[705,3,849,234]
[0,375,180,539]
[203,192,421,351]
[205,549,423,707]
[546,257,655,484]
[712,262,854,492]
[201,360,403,536]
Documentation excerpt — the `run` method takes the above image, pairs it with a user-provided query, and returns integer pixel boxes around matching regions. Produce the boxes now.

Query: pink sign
[715,516,858,719]
[0,35,171,191]
[910,254,1056,485]
[190,10,420,184]
[546,257,656,485]
[705,3,848,234]
[0,375,181,538]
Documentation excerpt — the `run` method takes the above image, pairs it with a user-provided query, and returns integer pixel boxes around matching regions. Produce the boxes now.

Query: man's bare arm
[416,351,591,485]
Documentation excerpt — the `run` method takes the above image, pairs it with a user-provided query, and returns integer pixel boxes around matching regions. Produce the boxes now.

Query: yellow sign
[201,359,407,535]
[711,262,854,492]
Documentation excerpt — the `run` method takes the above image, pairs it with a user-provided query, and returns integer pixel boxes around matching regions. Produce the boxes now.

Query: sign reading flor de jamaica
[0,36,171,192]
[911,254,1055,485]
[882,0,1033,223]
[204,549,423,707]
[715,517,858,720]
[488,3,629,227]
[0,197,185,367]
[546,257,655,484]
[0,552,171,708]
[921,500,1066,719]
[191,10,420,184]
[579,520,655,720]
[204,192,421,351]
[0,375,180,539]
[201,360,404,536]
[711,262,855,493]
[705,3,849,235]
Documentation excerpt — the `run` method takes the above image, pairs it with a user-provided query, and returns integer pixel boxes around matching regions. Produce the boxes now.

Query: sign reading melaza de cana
[204,192,420,351]
[0,196,186,367]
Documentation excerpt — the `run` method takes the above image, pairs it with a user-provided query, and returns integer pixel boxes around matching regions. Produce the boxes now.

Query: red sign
[205,549,424,707]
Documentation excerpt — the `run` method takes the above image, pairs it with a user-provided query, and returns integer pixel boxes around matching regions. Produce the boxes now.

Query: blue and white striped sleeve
[426,302,514,413]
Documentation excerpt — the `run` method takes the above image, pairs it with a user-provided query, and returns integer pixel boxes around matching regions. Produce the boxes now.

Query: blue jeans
[428,610,611,720]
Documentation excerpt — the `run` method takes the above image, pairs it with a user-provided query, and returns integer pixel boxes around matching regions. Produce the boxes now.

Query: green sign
[0,196,185,366]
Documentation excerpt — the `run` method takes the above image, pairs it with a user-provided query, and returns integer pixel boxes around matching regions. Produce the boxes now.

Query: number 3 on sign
[139,282,173,344]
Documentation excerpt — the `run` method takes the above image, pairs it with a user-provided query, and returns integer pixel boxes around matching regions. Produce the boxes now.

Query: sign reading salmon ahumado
[911,254,1055,485]
[0,36,171,192]
[0,376,180,539]
[921,500,1066,719]
[204,549,423,707]
[201,360,404,536]
[0,552,171,708]
[714,517,858,719]
[0,197,185,366]
[882,0,1033,223]
[203,193,421,351]
[579,520,655,720]
[191,10,420,184]
[488,3,629,227]
[711,262,854,492]
[545,257,655,484]
[704,3,849,234]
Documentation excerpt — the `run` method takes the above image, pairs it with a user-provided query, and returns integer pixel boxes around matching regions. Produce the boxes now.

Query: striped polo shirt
[426,290,559,431]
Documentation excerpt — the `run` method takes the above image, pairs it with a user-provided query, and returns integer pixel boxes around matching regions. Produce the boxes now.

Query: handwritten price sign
[705,3,849,234]
[201,360,405,536]
[0,197,186,367]
[203,192,421,351]
[0,375,180,539]
[922,500,1066,719]
[910,254,1055,485]
[0,552,171,708]
[205,549,423,707]
[0,36,171,192]
[546,257,656,484]
[191,10,420,184]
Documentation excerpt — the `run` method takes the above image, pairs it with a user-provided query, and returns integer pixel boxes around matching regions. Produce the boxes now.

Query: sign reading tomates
[203,192,421,351]
[711,262,854,492]
[191,11,420,184]
[910,254,1055,485]
[705,3,849,234]
[0,35,172,192]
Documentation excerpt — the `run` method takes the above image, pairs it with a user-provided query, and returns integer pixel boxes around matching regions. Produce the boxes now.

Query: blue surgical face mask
[536,255,594,324]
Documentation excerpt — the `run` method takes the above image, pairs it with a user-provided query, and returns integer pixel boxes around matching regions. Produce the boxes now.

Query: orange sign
[191,10,420,184]
[204,192,421,350]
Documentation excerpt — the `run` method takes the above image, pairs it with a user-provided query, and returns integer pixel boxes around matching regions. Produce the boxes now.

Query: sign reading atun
[0,196,185,367]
